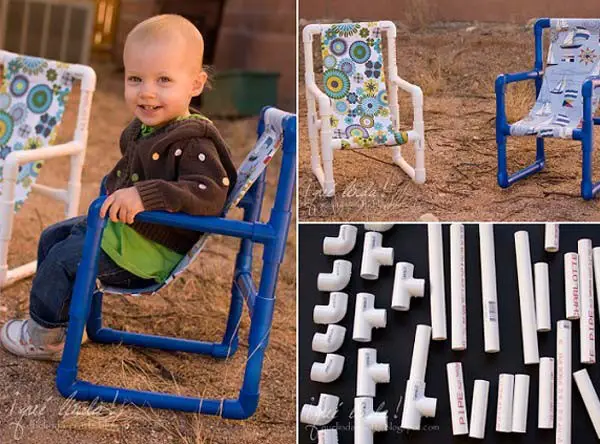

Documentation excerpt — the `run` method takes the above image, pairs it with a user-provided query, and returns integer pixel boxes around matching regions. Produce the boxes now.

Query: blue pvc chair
[55,107,296,418]
[495,18,600,199]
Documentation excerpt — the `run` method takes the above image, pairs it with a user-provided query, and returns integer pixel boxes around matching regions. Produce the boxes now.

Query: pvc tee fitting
[311,354,345,383]
[313,292,348,324]
[364,223,394,232]
[357,348,390,397]
[360,232,394,280]
[323,225,358,256]
[391,262,425,311]
[318,260,352,292]
[300,393,339,426]
[312,324,346,353]
[354,397,388,444]
[353,293,387,342]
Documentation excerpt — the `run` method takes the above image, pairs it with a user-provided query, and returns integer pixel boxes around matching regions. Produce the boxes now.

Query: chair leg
[497,132,545,188]
[581,132,600,200]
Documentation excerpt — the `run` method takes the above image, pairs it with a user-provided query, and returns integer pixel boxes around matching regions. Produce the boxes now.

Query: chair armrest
[582,76,600,98]
[2,141,83,181]
[495,70,543,133]
[306,83,332,113]
[496,70,543,87]
[99,175,108,196]
[390,75,423,98]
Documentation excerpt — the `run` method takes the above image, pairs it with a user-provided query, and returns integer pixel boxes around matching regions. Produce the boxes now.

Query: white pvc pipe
[479,224,500,353]
[450,223,467,351]
[323,225,358,256]
[593,247,600,326]
[317,260,352,292]
[469,380,489,439]
[556,320,572,444]
[428,224,447,341]
[534,262,551,332]
[409,325,431,381]
[356,348,390,397]
[512,374,530,433]
[318,429,338,444]
[353,293,387,342]
[446,362,468,435]
[313,292,348,324]
[300,393,339,426]
[363,223,394,232]
[354,397,388,444]
[311,354,345,383]
[539,357,555,429]
[578,239,595,364]
[360,232,394,280]
[573,369,600,439]
[545,223,559,252]
[496,373,514,433]
[564,252,580,320]
[391,262,425,311]
[514,231,540,365]
[312,325,347,353]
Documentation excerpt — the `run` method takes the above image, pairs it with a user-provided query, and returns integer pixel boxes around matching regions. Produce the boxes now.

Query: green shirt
[100,113,211,283]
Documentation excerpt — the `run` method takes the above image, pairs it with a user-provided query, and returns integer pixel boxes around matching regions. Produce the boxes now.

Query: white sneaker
[0,319,65,361]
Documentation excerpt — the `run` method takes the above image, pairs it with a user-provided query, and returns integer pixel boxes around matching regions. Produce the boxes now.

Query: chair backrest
[534,19,600,135]
[0,52,74,211]
[318,21,407,149]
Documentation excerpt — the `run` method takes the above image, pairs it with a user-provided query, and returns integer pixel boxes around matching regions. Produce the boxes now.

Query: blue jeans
[30,216,155,328]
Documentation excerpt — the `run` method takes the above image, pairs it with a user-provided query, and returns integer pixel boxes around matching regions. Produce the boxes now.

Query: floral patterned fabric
[511,19,600,139]
[320,22,407,149]
[0,54,74,211]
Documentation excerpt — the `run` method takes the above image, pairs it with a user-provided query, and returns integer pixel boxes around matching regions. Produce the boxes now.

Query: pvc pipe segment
[514,231,539,365]
[593,247,600,331]
[479,224,500,353]
[538,357,555,429]
[446,362,468,435]
[363,223,394,232]
[427,224,447,341]
[564,252,580,320]
[323,225,358,256]
[354,397,388,444]
[512,374,530,433]
[317,259,352,292]
[450,223,467,351]
[312,325,347,353]
[313,292,348,324]
[356,348,390,397]
[391,262,424,311]
[360,232,394,280]
[544,223,559,252]
[318,429,339,444]
[578,239,595,364]
[556,320,572,444]
[353,293,387,342]
[469,380,490,439]
[300,393,340,426]
[534,263,551,332]
[573,369,600,439]
[496,374,514,433]
[310,353,345,383]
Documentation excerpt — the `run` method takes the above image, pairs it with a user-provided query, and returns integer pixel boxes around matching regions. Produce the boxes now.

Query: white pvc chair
[0,50,96,289]
[303,21,425,197]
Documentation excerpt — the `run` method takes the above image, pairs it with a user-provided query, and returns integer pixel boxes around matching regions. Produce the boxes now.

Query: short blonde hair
[125,14,205,71]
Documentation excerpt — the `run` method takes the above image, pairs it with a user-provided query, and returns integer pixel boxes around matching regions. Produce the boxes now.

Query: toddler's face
[123,37,205,127]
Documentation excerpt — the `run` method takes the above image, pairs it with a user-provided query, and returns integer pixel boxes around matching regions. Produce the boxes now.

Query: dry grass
[418,51,444,95]
[504,80,535,123]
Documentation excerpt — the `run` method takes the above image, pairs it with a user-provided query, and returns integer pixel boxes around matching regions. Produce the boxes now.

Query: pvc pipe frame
[578,239,595,364]
[391,262,425,311]
[447,362,468,435]
[534,262,551,332]
[573,369,600,439]
[312,325,347,353]
[479,224,500,353]
[311,354,345,383]
[514,231,539,365]
[363,224,394,232]
[353,293,387,342]
[354,397,388,444]
[323,225,358,256]
[556,320,572,444]
[300,393,340,426]
[313,292,348,324]
[469,380,489,439]
[545,223,559,252]
[564,252,580,320]
[360,232,394,280]
[317,260,352,292]
[428,224,447,341]
[450,223,467,350]
[356,348,390,397]
[539,357,555,429]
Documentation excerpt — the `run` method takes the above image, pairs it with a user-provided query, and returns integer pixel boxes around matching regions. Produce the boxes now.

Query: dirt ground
[299,21,600,221]
[0,62,296,443]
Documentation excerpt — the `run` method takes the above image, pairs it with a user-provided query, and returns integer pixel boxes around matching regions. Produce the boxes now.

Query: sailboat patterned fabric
[511,19,600,139]
[0,54,74,211]
[319,22,408,149]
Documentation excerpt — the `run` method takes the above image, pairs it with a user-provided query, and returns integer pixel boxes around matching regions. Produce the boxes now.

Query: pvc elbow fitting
[323,225,358,255]
[313,324,347,353]
[391,262,425,310]
[313,292,348,324]
[357,348,390,397]
[300,393,339,426]
[318,260,352,292]
[311,353,345,383]
[354,397,388,444]
[360,232,394,280]
[353,293,387,342]
[364,223,394,232]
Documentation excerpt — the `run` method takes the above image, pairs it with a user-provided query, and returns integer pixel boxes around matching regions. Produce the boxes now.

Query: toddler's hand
[100,187,145,224]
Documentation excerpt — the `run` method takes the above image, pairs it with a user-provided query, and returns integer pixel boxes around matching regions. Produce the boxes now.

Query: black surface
[298,223,600,443]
